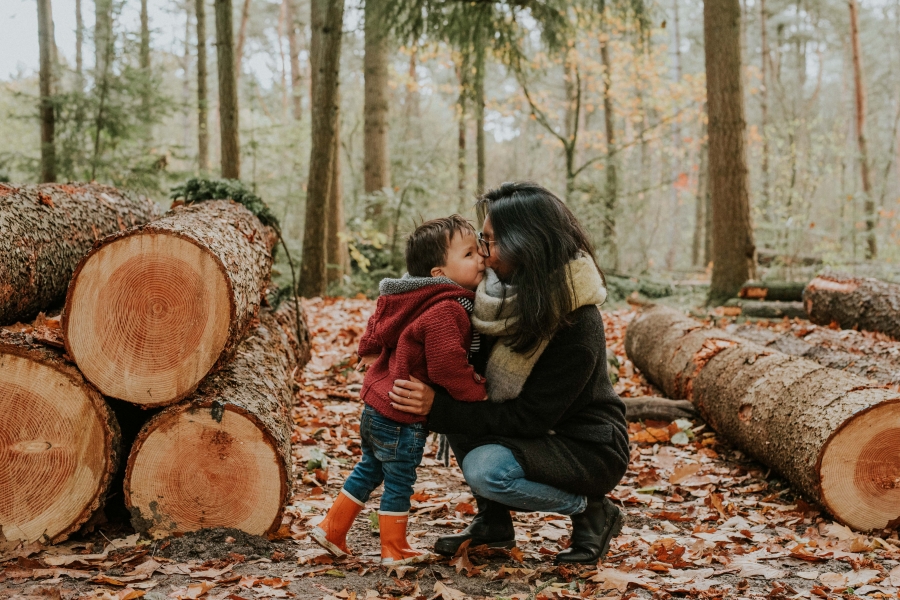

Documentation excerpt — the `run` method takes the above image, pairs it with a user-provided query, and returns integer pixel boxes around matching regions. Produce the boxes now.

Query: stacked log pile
[0,187,311,543]
[723,280,808,318]
[626,305,900,532]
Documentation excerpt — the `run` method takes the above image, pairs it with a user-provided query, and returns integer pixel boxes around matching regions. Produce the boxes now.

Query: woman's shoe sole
[381,551,435,566]
[311,527,350,558]
[433,538,516,556]
[554,506,625,565]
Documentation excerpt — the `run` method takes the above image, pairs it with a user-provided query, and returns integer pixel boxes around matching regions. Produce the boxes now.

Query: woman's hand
[389,376,435,415]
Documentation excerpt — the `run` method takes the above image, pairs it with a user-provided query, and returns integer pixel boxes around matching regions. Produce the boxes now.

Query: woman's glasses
[477,232,497,258]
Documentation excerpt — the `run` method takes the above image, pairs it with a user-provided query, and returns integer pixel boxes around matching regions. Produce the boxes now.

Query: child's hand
[356,354,378,372]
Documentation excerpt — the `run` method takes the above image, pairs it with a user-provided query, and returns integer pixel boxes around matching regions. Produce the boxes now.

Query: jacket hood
[372,275,474,349]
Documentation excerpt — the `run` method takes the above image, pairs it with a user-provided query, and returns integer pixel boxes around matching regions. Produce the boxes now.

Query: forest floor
[3,297,900,600]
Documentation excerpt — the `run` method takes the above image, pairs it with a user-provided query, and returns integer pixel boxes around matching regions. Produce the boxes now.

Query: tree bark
[37,0,56,183]
[215,0,241,179]
[692,133,708,266]
[738,280,808,302]
[759,0,771,219]
[300,0,344,297]
[196,0,209,173]
[286,0,303,120]
[723,298,807,319]
[848,0,876,259]
[94,0,112,81]
[75,0,83,87]
[474,28,486,194]
[235,0,251,83]
[622,396,697,422]
[0,329,120,544]
[0,183,158,325]
[626,305,900,531]
[600,25,619,271]
[327,105,348,284]
[704,0,756,304]
[804,273,900,341]
[140,0,150,73]
[124,303,309,538]
[364,0,391,204]
[64,201,274,407]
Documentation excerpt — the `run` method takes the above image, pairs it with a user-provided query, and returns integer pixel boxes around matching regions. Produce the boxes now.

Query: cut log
[757,248,822,267]
[124,301,309,538]
[63,200,274,407]
[0,329,120,543]
[738,281,807,302]
[625,305,900,532]
[622,396,697,422]
[730,325,900,386]
[804,272,900,341]
[723,298,807,319]
[0,183,158,325]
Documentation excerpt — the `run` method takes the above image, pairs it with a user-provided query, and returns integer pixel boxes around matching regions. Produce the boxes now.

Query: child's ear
[430,266,445,278]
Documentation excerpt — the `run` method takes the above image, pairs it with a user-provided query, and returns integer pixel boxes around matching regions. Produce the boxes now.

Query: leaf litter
[3,301,900,599]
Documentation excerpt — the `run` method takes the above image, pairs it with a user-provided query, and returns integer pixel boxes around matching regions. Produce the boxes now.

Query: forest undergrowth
[3,299,900,600]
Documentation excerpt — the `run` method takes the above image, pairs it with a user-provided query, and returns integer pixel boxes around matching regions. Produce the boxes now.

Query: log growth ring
[0,354,109,542]
[66,233,231,405]
[125,404,285,538]
[820,399,900,531]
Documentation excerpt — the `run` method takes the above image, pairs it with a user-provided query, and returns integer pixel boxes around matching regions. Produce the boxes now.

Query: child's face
[431,230,485,291]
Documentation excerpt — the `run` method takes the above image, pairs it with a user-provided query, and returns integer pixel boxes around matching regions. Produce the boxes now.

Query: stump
[804,272,900,341]
[0,330,120,543]
[124,302,307,538]
[0,183,158,325]
[63,200,274,407]
[625,305,900,532]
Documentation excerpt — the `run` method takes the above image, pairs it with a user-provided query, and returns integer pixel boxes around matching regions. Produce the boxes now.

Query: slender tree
[848,0,875,258]
[37,0,56,182]
[235,0,251,83]
[474,27,486,193]
[327,104,349,284]
[704,0,756,304]
[140,0,151,115]
[455,53,470,212]
[300,0,345,297]
[196,0,209,173]
[75,0,83,88]
[759,0,771,219]
[599,21,618,270]
[364,0,391,217]
[285,0,303,120]
[215,0,241,179]
[95,0,112,79]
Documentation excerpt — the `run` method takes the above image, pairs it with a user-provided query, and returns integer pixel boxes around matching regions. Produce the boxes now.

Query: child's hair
[406,215,476,277]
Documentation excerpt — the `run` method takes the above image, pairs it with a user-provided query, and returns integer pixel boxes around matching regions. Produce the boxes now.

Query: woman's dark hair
[476,181,602,354]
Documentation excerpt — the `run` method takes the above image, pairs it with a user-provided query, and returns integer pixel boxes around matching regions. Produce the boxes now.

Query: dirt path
[3,300,900,599]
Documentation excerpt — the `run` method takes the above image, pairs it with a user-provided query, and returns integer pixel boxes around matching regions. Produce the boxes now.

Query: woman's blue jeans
[342,405,427,513]
[460,444,587,516]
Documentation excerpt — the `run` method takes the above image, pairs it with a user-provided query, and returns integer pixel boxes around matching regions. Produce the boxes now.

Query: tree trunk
[286,0,303,120]
[732,324,900,387]
[235,0,251,83]
[278,0,289,118]
[723,298,807,319]
[738,280,808,301]
[0,329,121,544]
[327,105,348,284]
[196,0,209,173]
[759,0,771,219]
[622,396,697,422]
[600,25,619,271]
[692,133,708,266]
[94,0,112,81]
[364,0,390,205]
[704,0,756,304]
[474,28,486,194]
[75,0,83,88]
[0,183,158,325]
[215,0,241,179]
[804,273,900,341]
[456,54,469,214]
[848,0,876,259]
[300,0,344,298]
[625,305,900,532]
[37,0,56,183]
[405,48,420,127]
[64,201,274,407]
[124,304,309,539]
[140,0,150,75]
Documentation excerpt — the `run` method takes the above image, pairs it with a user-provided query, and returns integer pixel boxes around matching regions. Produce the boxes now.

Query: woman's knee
[461,445,522,497]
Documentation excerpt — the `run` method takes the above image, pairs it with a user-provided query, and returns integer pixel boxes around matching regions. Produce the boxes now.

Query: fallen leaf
[430,581,465,600]
[669,464,701,485]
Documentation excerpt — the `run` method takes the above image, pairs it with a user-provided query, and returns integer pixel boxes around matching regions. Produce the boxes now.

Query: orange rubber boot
[311,490,365,557]
[379,512,433,566]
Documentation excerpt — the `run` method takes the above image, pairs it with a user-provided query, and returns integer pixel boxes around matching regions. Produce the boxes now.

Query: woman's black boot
[434,497,516,556]
[554,497,624,565]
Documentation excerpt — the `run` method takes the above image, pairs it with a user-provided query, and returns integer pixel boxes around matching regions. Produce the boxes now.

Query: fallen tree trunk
[124,301,309,538]
[757,249,822,267]
[0,329,120,543]
[64,200,274,407]
[723,299,807,319]
[738,281,807,302]
[622,396,697,422]
[625,305,900,532]
[730,325,900,386]
[0,183,158,325]
[804,272,900,341]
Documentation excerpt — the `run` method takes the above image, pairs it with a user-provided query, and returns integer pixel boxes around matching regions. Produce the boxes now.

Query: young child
[311,215,488,566]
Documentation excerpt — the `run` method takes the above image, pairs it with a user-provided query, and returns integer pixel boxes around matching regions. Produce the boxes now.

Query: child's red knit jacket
[357,276,487,424]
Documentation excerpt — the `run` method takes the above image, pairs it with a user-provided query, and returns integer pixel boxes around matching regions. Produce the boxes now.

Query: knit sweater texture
[358,276,487,424]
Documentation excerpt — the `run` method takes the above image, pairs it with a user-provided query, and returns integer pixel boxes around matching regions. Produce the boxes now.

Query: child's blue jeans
[342,405,427,513]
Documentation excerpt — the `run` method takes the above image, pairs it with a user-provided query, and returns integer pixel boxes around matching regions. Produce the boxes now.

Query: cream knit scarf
[472,253,608,402]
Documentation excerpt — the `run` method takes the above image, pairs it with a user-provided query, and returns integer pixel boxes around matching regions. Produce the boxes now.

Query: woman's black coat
[427,305,629,499]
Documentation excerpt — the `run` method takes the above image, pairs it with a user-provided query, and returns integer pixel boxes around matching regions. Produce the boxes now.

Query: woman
[389,182,629,564]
